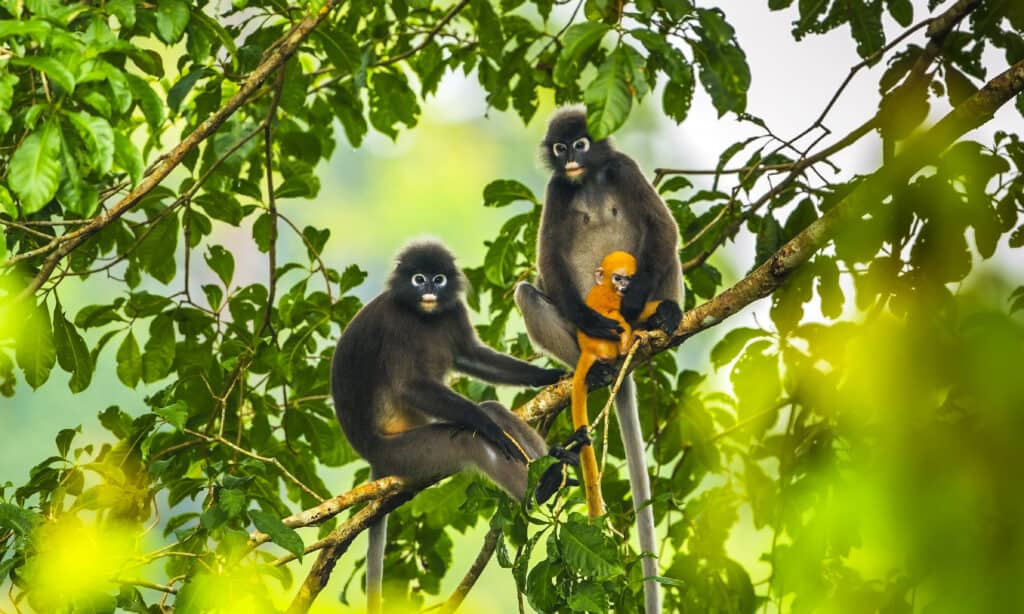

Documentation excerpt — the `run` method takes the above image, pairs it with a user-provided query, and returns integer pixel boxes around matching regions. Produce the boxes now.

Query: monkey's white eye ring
[573,137,590,152]
[433,274,447,286]
[552,142,568,156]
[412,274,427,286]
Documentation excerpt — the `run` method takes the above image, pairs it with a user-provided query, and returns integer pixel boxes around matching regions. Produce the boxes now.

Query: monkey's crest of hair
[540,107,617,176]
[387,240,464,313]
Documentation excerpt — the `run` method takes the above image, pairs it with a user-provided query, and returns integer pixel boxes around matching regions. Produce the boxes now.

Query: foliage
[1,0,1023,613]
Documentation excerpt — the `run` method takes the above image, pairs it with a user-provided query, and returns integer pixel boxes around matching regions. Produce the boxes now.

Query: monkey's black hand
[477,418,529,463]
[575,304,623,341]
[620,272,653,322]
[531,367,567,387]
[640,300,682,335]
[584,361,617,390]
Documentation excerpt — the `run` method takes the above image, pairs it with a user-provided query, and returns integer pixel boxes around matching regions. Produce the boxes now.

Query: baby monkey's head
[594,251,637,296]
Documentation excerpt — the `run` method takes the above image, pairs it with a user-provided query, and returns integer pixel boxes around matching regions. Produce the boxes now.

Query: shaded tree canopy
[1,0,1023,612]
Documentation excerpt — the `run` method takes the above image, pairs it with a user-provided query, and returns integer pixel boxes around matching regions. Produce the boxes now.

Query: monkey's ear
[594,267,604,286]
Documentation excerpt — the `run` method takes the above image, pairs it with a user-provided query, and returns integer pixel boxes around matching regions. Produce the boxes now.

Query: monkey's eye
[552,142,568,156]
[573,138,590,152]
[432,274,447,287]
[613,275,623,283]
[411,274,427,286]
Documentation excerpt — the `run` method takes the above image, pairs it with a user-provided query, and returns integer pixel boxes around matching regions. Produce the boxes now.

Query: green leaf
[473,0,503,60]
[884,0,912,26]
[253,213,273,253]
[52,304,94,392]
[0,19,52,41]
[710,327,770,369]
[314,28,360,74]
[730,339,781,417]
[847,0,885,59]
[368,71,420,139]
[126,74,165,130]
[584,47,633,139]
[691,10,750,117]
[815,256,843,319]
[483,179,537,207]
[662,65,695,123]
[137,212,179,284]
[559,515,624,580]
[167,67,210,113]
[8,121,62,214]
[155,0,190,44]
[11,56,75,93]
[116,331,142,389]
[0,503,37,537]
[205,244,235,287]
[754,214,783,269]
[142,315,175,383]
[55,427,78,457]
[0,226,6,261]
[554,22,610,86]
[251,510,304,561]
[66,112,115,175]
[15,302,56,389]
[155,400,188,432]
[114,131,144,186]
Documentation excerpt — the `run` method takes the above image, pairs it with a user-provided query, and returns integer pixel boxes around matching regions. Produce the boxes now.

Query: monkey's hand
[574,304,623,341]
[620,272,653,322]
[641,299,682,334]
[530,367,567,387]
[477,418,530,463]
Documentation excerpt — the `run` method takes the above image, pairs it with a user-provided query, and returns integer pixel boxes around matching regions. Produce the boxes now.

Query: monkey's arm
[400,382,527,462]
[455,345,564,387]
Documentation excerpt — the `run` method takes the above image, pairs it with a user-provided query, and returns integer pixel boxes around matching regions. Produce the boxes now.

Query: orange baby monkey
[572,250,637,518]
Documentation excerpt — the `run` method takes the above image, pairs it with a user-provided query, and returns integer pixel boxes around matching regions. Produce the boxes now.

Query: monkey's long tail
[366,513,387,614]
[572,352,605,518]
[616,374,662,614]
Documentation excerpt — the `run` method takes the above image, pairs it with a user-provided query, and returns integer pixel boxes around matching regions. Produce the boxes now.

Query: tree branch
[249,476,406,547]
[5,0,345,304]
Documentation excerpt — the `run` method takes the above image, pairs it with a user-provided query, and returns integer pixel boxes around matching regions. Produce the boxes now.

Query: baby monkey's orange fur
[572,251,637,518]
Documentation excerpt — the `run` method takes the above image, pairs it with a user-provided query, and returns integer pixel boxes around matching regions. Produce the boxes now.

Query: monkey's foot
[584,361,617,390]
[535,428,593,505]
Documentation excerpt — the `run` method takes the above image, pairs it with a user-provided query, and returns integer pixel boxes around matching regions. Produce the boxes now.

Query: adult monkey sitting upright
[515,107,683,614]
[333,241,564,614]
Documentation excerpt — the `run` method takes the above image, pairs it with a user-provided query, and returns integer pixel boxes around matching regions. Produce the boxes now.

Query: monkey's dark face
[542,109,615,184]
[389,242,463,316]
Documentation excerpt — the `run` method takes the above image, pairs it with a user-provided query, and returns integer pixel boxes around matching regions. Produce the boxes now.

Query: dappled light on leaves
[22,518,137,612]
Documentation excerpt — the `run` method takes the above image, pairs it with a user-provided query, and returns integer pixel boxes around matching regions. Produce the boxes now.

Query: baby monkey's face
[609,269,632,296]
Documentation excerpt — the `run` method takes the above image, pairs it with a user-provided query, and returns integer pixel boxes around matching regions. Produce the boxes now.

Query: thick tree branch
[5,0,344,303]
[249,476,405,546]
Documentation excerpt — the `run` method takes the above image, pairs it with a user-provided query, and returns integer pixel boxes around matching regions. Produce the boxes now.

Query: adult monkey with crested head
[333,241,565,614]
[515,108,683,614]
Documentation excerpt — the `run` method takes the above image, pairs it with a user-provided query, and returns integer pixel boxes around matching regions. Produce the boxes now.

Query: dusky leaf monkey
[515,108,684,614]
[332,241,565,614]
